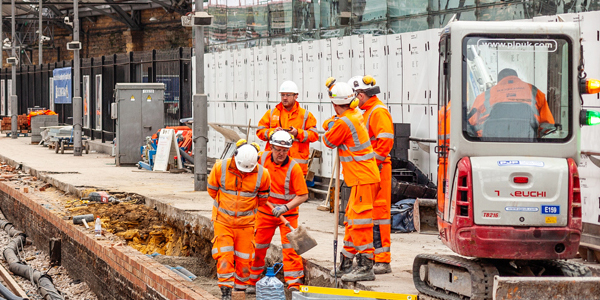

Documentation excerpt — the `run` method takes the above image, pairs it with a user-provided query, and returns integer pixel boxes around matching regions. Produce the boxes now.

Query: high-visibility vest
[322,108,380,187]
[207,158,271,227]
[468,76,555,134]
[256,102,319,173]
[258,151,308,216]
[361,96,394,165]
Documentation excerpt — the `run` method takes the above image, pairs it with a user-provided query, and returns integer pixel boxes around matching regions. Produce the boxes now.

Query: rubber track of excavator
[412,254,498,300]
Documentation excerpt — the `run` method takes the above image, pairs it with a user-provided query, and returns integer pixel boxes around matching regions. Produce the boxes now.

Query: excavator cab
[416,20,600,300]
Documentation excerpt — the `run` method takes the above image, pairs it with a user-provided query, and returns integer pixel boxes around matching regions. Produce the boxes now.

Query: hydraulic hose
[0,220,64,300]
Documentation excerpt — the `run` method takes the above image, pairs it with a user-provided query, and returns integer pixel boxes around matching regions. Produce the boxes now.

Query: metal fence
[0,47,192,143]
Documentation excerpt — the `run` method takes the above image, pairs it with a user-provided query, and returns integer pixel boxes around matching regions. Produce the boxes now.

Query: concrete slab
[0,135,454,295]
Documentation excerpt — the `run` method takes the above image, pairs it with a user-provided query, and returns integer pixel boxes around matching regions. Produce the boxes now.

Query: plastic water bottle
[94,216,102,237]
[256,263,285,300]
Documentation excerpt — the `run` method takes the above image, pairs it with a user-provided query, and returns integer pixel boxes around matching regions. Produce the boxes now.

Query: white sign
[153,128,183,171]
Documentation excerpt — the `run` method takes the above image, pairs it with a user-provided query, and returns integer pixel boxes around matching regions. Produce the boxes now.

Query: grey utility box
[114,83,165,166]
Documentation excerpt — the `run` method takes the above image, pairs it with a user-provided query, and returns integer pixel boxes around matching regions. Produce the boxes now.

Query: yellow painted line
[299,285,418,300]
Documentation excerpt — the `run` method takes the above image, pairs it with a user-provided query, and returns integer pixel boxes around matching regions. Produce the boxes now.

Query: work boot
[245,285,256,294]
[220,286,232,300]
[341,254,375,282]
[373,262,392,274]
[329,253,353,278]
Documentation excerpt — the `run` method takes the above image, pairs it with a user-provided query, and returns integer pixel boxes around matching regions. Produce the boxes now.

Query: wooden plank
[0,260,28,298]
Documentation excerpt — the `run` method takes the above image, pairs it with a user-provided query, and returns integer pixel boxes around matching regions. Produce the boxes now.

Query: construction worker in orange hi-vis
[257,81,319,175]
[247,130,309,294]
[207,141,271,300]
[468,68,555,137]
[322,81,381,282]
[347,75,394,274]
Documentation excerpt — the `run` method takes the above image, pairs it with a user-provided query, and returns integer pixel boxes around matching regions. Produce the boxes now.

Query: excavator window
[462,34,572,143]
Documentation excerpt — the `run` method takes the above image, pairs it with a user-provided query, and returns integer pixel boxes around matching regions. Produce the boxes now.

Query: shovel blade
[287,225,318,255]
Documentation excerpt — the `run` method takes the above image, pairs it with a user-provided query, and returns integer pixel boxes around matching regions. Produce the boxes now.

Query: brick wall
[0,182,218,300]
[18,8,193,66]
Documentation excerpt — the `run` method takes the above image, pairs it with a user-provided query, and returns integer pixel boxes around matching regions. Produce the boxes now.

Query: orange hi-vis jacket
[361,96,394,166]
[468,75,555,133]
[207,158,271,227]
[258,151,308,216]
[322,108,380,186]
[256,102,319,174]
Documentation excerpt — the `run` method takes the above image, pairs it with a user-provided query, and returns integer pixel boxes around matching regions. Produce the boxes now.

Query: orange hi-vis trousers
[212,222,255,290]
[342,183,377,260]
[250,214,304,289]
[373,160,391,263]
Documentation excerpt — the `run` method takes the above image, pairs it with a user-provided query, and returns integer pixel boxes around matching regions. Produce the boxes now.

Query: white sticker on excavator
[497,160,544,167]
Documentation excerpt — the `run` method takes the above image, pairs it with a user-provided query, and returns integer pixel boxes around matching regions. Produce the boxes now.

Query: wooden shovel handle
[266,202,294,230]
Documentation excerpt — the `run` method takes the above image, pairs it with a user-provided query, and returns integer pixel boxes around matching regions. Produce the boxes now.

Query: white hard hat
[329,82,356,105]
[279,81,299,94]
[347,75,377,92]
[234,144,259,173]
[270,130,293,148]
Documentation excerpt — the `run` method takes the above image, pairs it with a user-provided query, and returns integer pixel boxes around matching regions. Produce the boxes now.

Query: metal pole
[38,0,42,64]
[10,0,16,139]
[72,0,82,156]
[193,1,207,191]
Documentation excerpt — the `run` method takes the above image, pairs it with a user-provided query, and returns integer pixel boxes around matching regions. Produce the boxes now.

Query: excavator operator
[468,68,555,138]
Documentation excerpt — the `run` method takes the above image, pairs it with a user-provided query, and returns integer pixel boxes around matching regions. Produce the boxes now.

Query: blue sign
[53,67,72,104]
[498,160,544,167]
[541,205,560,215]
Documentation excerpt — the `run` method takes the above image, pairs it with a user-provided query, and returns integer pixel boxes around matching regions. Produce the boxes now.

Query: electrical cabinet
[234,49,246,102]
[215,51,226,101]
[302,40,320,103]
[115,83,165,166]
[277,43,293,83]
[331,36,353,83]
[387,33,403,104]
[387,104,403,123]
[319,39,333,104]
[268,46,279,103]
[203,54,216,102]
[245,48,255,102]
[351,35,365,77]
[293,43,304,102]
[226,50,235,101]
[364,34,388,104]
[402,31,429,105]
[403,104,430,177]
[255,46,269,102]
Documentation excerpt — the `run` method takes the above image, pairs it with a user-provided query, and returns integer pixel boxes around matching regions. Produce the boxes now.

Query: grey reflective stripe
[219,187,238,196]
[340,116,371,152]
[284,270,304,278]
[301,109,309,130]
[218,272,234,279]
[323,135,336,148]
[254,165,264,193]
[531,86,539,117]
[211,248,218,255]
[292,158,309,164]
[214,200,257,217]
[282,243,293,249]
[365,104,387,133]
[376,132,394,139]
[264,129,270,140]
[373,219,391,225]
[339,155,353,162]
[341,249,355,259]
[354,242,374,251]
[250,274,261,279]
[235,251,250,259]
[220,159,228,189]
[438,134,449,140]
[282,159,297,199]
[240,191,259,198]
[348,218,373,225]
[221,246,234,253]
[218,207,237,216]
[251,265,264,271]
[207,183,219,191]
[236,209,258,217]
[234,283,247,289]
[258,194,269,198]
[286,278,304,284]
[270,192,296,200]
[362,253,374,259]
[353,152,376,162]
[256,243,270,249]
[308,128,318,133]
[260,151,270,166]
[374,247,391,254]
[339,144,348,151]
[343,240,353,247]
[374,153,386,161]
[257,126,267,130]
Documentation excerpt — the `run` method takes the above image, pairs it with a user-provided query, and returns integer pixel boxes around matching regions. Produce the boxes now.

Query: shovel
[266,202,318,255]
